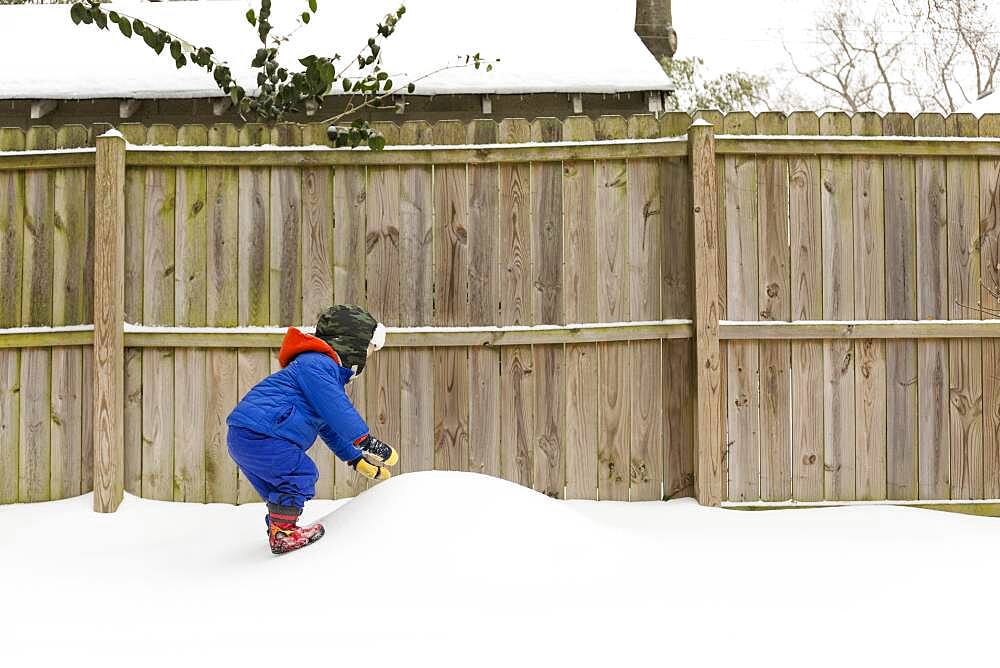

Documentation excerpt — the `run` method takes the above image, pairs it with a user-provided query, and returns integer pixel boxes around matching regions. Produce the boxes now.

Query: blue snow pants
[227,425,318,509]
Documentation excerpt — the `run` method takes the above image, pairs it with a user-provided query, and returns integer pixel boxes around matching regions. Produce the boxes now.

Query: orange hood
[278,328,343,369]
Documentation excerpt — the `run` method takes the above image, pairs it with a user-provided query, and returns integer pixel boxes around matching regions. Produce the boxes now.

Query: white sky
[672,0,1000,111]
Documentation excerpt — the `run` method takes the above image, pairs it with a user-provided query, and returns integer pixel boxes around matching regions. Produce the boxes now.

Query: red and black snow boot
[266,504,325,555]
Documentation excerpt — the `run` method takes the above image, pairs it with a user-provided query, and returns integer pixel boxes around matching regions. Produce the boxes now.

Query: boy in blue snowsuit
[227,304,398,554]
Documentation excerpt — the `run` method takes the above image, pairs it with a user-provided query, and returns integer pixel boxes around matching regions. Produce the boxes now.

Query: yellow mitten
[350,456,391,481]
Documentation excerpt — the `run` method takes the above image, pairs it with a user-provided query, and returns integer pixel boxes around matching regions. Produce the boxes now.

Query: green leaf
[308,0,318,12]
[117,18,132,38]
[175,54,187,69]
[368,135,386,151]
[302,12,310,24]
[108,11,119,22]
[70,3,86,25]
[252,48,268,68]
[299,55,317,67]
[246,9,256,26]
[343,78,352,92]
[407,82,415,94]
[81,10,93,25]
[132,19,145,34]
[94,11,107,30]
[383,79,392,91]
[170,40,182,60]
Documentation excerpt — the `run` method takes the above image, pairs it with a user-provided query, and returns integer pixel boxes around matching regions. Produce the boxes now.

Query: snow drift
[3,470,1000,667]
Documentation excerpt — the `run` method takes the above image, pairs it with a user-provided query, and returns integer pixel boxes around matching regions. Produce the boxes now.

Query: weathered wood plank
[140,125,177,502]
[0,350,18,503]
[0,128,25,328]
[499,118,534,488]
[980,114,1000,499]
[596,115,630,500]
[205,124,240,504]
[50,126,88,500]
[627,149,662,501]
[120,124,146,497]
[19,127,54,502]
[173,125,208,503]
[660,113,695,500]
[915,113,950,500]
[757,112,791,501]
[820,112,855,501]
[723,111,760,501]
[269,125,302,326]
[530,118,565,498]
[563,116,599,500]
[946,114,983,500]
[883,113,919,500]
[467,120,501,479]
[852,112,888,501]
[787,112,823,502]
[19,348,49,502]
[365,142,401,490]
[398,121,434,477]
[332,162,368,499]
[432,121,470,473]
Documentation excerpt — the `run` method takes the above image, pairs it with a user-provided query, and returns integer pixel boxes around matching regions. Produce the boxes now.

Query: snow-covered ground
[4,470,999,667]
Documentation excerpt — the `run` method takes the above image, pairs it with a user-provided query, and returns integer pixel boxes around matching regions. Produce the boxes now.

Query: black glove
[358,434,398,467]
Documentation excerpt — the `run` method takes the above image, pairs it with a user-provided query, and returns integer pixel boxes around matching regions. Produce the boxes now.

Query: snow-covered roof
[0,0,673,100]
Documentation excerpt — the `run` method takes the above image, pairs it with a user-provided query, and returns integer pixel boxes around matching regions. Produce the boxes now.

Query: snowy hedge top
[0,0,673,100]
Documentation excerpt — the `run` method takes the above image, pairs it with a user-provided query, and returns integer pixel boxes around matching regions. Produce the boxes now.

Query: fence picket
[883,113,919,500]
[915,113,950,500]
[820,112,856,501]
[980,114,1000,499]
[852,112,888,501]
[563,116,599,500]
[946,113,983,500]
[499,118,534,488]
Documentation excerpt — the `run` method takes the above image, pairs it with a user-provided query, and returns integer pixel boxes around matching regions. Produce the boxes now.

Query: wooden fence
[6,111,1000,512]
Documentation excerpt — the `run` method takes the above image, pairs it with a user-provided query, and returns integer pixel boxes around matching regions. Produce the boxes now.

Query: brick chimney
[635,0,677,60]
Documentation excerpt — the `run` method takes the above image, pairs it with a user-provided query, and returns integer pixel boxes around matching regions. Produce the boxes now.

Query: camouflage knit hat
[315,305,384,378]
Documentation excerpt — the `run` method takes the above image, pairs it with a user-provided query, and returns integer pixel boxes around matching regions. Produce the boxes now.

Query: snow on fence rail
[9,111,1000,513]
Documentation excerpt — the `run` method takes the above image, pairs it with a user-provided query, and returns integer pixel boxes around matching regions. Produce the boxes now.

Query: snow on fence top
[0,0,673,100]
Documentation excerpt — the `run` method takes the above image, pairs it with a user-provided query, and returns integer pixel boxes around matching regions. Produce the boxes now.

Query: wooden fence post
[688,120,723,506]
[93,129,126,513]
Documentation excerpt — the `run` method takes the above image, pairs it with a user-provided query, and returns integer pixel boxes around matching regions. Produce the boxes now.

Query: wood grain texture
[915,113,950,500]
[660,115,695,500]
[757,113,791,501]
[432,120,470,473]
[852,112,888,501]
[531,118,565,498]
[563,116,599,500]
[499,118,533,487]
[0,351,17,503]
[120,124,146,497]
[883,113,919,500]
[19,128,54,502]
[365,150,401,492]
[0,128,25,329]
[820,112,856,501]
[946,114,983,499]
[50,126,88,500]
[398,121,434,476]
[979,114,1000,499]
[596,116,630,500]
[204,124,240,504]
[140,125,177,502]
[788,112,823,502]
[722,112,760,501]
[332,163,369,499]
[268,125,302,326]
[467,119,501,479]
[173,126,208,503]
[236,350,269,504]
[627,153,662,501]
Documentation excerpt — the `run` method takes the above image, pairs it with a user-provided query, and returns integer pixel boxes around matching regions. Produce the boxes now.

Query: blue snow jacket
[226,328,368,463]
